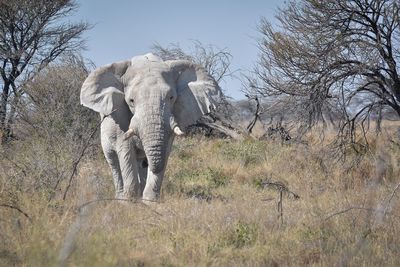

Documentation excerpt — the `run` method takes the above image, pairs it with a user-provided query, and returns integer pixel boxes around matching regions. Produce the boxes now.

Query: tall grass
[1,125,400,266]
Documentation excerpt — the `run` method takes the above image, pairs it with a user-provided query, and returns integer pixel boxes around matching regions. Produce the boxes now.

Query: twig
[324,206,376,221]
[62,110,115,201]
[0,204,32,222]
[383,181,400,216]
[261,197,275,202]
[278,190,283,225]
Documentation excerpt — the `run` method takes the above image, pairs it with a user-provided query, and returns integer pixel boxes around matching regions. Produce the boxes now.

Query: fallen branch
[190,113,245,140]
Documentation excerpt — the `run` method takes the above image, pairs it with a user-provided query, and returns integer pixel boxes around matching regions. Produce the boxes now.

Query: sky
[74,0,285,99]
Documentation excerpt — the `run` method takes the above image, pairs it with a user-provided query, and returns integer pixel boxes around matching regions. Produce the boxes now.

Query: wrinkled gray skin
[80,53,221,202]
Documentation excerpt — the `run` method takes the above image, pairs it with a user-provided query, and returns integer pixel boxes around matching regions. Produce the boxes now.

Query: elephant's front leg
[141,136,174,203]
[142,168,165,203]
[116,139,141,199]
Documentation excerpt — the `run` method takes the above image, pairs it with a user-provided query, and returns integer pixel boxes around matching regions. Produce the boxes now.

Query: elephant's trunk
[139,111,171,174]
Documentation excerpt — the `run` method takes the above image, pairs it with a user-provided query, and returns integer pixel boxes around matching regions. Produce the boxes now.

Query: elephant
[80,53,221,202]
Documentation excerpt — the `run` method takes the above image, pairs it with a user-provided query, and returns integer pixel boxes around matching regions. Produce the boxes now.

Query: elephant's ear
[168,60,222,129]
[80,60,131,115]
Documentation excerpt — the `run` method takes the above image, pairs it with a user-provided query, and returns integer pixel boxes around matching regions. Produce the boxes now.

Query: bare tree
[247,0,400,149]
[0,0,89,142]
[152,41,232,83]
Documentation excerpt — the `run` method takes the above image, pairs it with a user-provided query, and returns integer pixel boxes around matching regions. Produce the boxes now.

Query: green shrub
[208,221,259,256]
[165,167,229,199]
[220,139,267,166]
[224,221,258,248]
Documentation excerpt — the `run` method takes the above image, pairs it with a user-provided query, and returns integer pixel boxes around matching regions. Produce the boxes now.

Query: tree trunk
[5,93,21,141]
[0,83,10,143]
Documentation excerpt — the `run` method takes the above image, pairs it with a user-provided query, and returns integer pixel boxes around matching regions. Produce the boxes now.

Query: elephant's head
[80,53,221,174]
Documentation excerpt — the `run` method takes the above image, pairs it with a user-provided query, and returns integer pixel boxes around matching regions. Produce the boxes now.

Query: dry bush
[0,56,99,207]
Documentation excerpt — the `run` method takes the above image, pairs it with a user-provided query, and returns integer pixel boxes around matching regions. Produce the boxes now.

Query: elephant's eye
[169,95,174,101]
[129,99,134,105]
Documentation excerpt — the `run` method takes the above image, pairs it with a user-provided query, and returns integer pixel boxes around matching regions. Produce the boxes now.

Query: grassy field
[1,126,400,266]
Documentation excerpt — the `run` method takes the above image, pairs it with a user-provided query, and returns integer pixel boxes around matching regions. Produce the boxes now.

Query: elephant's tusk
[174,126,185,136]
[123,128,136,140]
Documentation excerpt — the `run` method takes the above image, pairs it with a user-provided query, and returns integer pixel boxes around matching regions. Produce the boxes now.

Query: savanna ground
[1,122,400,266]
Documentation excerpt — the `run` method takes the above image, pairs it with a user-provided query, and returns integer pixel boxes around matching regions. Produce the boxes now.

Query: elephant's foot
[142,170,163,204]
[141,187,161,206]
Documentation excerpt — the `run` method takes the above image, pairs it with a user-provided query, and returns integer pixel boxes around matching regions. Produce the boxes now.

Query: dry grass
[1,127,400,266]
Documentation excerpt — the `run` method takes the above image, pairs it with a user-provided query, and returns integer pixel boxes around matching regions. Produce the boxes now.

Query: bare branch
[62,110,115,201]
[324,206,376,221]
[0,203,31,222]
[151,41,233,83]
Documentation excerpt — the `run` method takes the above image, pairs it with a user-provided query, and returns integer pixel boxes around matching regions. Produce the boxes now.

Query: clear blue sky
[75,0,285,99]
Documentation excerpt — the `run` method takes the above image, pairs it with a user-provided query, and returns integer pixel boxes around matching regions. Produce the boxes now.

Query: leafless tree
[0,0,89,142]
[152,41,232,83]
[247,0,400,150]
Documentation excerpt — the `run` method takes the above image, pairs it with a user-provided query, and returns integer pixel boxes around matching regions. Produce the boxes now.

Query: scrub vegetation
[2,126,400,266]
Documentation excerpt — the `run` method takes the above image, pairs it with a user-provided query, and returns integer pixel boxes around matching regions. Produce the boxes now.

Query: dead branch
[0,204,32,222]
[383,181,400,216]
[245,94,262,134]
[262,180,300,200]
[261,179,300,226]
[324,207,376,222]
[62,110,115,201]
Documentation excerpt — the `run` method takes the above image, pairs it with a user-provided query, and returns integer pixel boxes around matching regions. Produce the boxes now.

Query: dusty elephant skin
[80,53,221,202]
